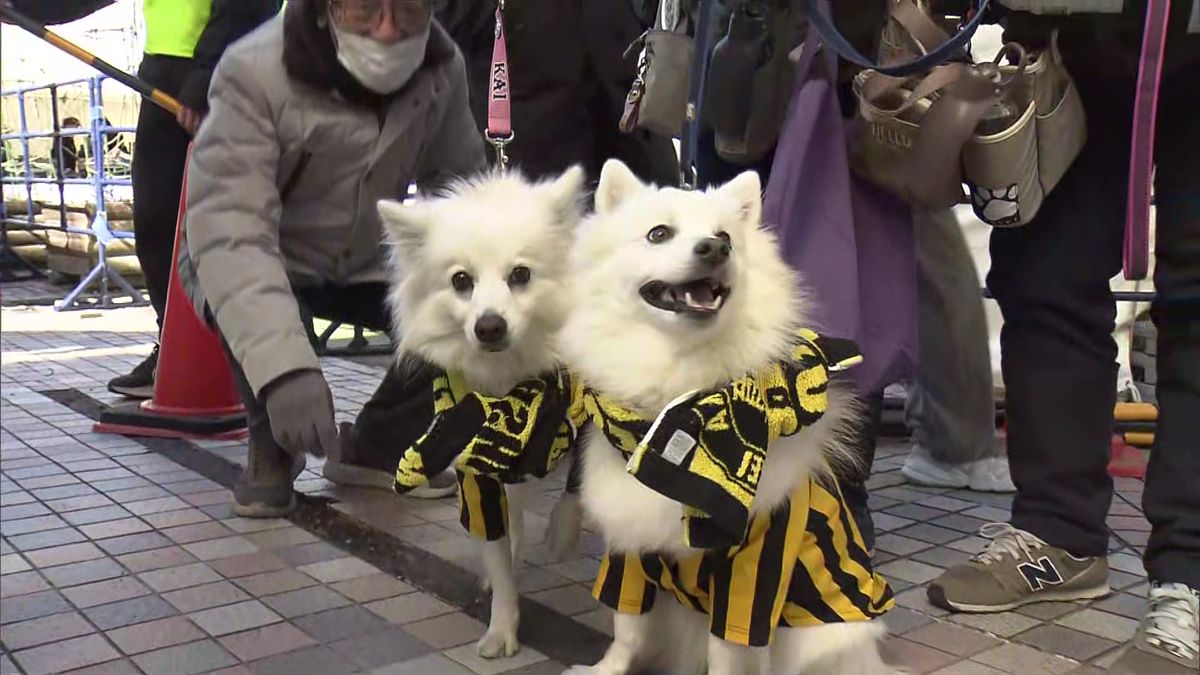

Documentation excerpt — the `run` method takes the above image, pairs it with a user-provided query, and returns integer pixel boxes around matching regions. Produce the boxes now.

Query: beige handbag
[851,1,1087,227]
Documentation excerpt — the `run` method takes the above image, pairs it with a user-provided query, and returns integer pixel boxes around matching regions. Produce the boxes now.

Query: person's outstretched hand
[176,106,203,135]
[263,369,337,458]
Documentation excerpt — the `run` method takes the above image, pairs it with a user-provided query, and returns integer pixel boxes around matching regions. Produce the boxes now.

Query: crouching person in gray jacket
[176,0,486,517]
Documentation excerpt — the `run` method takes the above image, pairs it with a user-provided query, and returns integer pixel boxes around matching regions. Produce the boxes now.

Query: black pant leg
[132,55,194,329]
[988,44,1131,558]
[1142,61,1200,589]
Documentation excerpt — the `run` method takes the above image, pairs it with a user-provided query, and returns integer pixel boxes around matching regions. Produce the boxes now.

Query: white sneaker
[901,446,1016,493]
[1111,583,1200,673]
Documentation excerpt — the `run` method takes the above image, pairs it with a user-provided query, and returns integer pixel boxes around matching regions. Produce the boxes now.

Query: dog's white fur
[378,167,585,659]
[558,160,894,675]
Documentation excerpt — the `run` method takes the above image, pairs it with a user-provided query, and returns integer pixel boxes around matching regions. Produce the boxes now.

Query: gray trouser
[904,208,1000,464]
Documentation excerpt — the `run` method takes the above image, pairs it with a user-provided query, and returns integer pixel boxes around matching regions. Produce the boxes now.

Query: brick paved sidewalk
[1,306,1154,674]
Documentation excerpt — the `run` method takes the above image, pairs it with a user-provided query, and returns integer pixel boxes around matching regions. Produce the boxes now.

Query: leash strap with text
[486,0,514,167]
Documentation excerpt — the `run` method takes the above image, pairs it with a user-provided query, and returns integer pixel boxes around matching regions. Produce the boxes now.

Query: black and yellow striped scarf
[571,329,862,548]
[393,368,575,492]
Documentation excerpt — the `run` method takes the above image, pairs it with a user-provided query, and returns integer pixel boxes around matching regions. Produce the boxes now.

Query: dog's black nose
[694,237,731,265]
[474,313,508,344]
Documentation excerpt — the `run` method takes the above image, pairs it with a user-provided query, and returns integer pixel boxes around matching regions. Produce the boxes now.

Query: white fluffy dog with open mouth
[378,167,586,659]
[558,160,896,675]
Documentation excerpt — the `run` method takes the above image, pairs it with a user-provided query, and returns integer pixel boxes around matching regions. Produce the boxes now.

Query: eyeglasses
[329,0,444,34]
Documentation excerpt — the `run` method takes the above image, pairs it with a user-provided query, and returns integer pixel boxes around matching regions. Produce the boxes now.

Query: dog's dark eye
[646,225,674,244]
[509,265,532,287]
[451,271,474,293]
[715,231,731,244]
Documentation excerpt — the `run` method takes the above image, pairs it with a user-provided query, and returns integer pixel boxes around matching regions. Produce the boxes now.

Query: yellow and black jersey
[456,470,510,542]
[593,477,893,647]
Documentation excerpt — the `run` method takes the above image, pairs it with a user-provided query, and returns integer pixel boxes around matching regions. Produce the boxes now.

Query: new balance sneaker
[1110,583,1199,674]
[927,523,1111,612]
[107,345,158,399]
[901,446,1017,493]
[323,423,457,499]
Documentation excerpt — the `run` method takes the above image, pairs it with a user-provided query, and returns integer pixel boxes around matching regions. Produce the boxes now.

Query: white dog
[559,160,896,675]
[378,167,586,659]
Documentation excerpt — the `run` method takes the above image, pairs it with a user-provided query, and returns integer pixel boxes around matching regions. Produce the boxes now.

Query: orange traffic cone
[95,155,248,439]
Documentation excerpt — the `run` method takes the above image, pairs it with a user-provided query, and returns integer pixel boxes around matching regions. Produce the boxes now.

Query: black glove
[262,369,337,458]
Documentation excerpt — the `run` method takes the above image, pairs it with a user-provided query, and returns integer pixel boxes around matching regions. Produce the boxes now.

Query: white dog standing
[378,167,585,659]
[559,160,897,675]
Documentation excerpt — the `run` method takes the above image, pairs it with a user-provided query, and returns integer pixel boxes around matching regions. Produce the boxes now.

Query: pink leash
[486,0,513,166]
[1124,0,1171,280]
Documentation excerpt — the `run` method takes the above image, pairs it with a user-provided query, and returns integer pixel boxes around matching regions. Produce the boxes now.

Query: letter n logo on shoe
[1018,556,1063,591]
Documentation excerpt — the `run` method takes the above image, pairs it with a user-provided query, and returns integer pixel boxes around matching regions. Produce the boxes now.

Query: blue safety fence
[1,75,147,310]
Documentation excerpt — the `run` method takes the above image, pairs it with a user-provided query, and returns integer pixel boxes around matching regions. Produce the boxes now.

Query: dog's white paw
[476,627,520,659]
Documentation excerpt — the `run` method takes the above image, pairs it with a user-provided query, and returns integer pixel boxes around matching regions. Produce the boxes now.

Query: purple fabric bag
[762,38,918,395]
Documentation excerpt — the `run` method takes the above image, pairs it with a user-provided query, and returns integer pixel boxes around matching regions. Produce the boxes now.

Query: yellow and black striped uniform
[430,371,575,542]
[593,477,893,647]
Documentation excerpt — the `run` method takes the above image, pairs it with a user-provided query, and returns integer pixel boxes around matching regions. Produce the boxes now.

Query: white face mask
[329,19,429,94]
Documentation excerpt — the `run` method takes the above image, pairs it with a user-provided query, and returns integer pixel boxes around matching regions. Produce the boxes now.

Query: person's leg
[902,207,1011,492]
[1112,57,1200,673]
[110,55,193,398]
[929,42,1131,612]
[839,391,883,554]
[306,283,458,497]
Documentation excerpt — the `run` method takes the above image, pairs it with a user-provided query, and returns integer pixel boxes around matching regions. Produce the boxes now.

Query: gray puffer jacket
[178,14,485,398]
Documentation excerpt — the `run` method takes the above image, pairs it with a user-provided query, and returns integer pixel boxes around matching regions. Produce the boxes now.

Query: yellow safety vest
[142,0,213,58]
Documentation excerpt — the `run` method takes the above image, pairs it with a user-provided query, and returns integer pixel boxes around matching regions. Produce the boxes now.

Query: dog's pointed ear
[717,170,763,231]
[377,198,430,256]
[544,165,586,226]
[595,159,643,214]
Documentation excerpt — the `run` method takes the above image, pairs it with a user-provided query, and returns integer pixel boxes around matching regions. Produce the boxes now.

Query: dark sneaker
[1110,583,1199,674]
[323,423,457,498]
[928,523,1110,613]
[234,442,306,518]
[107,345,158,399]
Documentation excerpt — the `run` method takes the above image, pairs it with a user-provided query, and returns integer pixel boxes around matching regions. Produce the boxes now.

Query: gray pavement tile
[972,643,1080,674]
[84,595,179,631]
[11,634,121,675]
[42,494,112,512]
[528,585,599,616]
[162,521,236,545]
[208,551,289,579]
[261,584,352,618]
[365,653,473,675]
[42,557,127,588]
[0,610,95,650]
[3,514,68,536]
[274,541,348,567]
[58,658,144,675]
[298,556,379,583]
[7,527,87,551]
[881,606,936,636]
[876,559,945,585]
[115,546,197,573]
[220,517,292,534]
[107,486,172,504]
[122,496,191,516]
[875,533,933,556]
[78,517,153,540]
[330,574,414,603]
[906,621,1004,657]
[329,626,433,670]
[142,508,212,529]
[0,570,50,597]
[105,616,206,655]
[132,639,237,675]
[1,552,31,574]
[243,527,320,550]
[365,592,456,625]
[294,605,391,642]
[62,505,134,527]
[163,580,251,612]
[1014,625,1117,662]
[138,562,222,592]
[216,622,317,662]
[246,645,348,675]
[0,502,51,520]
[403,612,486,650]
[188,599,283,637]
[1092,593,1148,620]
[1015,601,1083,621]
[1054,608,1139,644]
[0,589,72,624]
[894,524,966,545]
[182,535,259,561]
[61,576,151,609]
[23,541,105,567]
[96,532,171,556]
[878,636,960,674]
